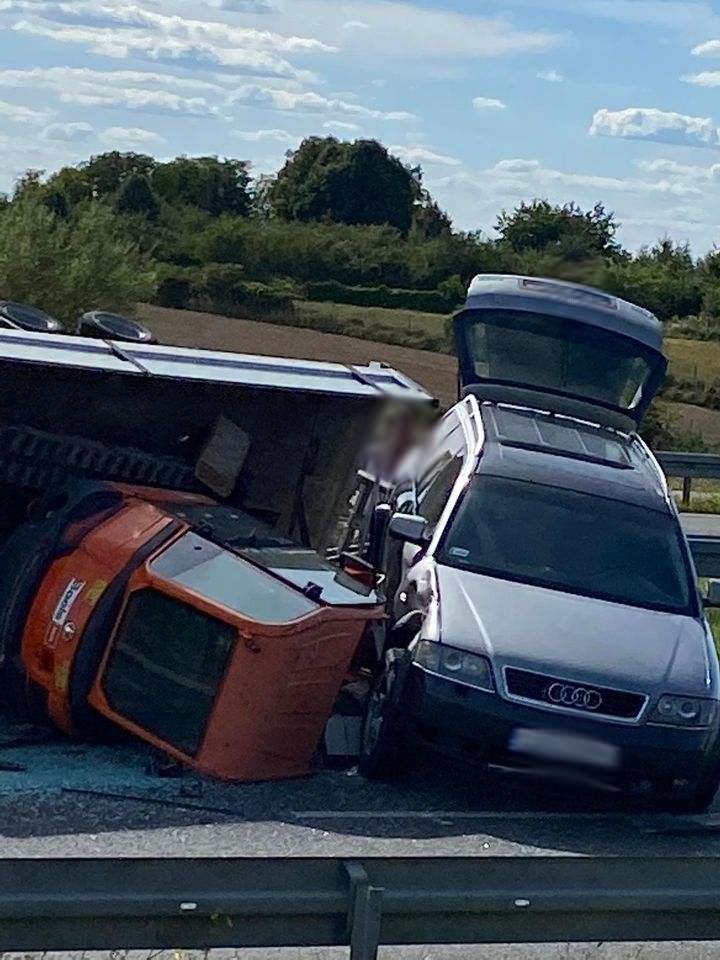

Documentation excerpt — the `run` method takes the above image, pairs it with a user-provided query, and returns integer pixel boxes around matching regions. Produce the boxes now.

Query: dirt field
[139,304,720,442]
[669,402,720,445]
[139,304,460,407]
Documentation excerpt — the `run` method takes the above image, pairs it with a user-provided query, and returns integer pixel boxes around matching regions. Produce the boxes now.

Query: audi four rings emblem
[546,682,603,711]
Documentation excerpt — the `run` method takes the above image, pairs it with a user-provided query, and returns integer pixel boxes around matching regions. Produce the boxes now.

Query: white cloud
[636,157,720,180]
[427,154,715,252]
[10,21,323,83]
[232,127,298,142]
[472,96,506,110]
[0,98,49,123]
[508,0,720,38]
[323,120,361,132]
[343,19,369,30]
[98,126,165,147]
[537,68,564,82]
[41,120,92,141]
[692,38,720,56]
[682,70,720,86]
[231,84,416,120]
[1,2,335,83]
[0,66,223,117]
[238,0,559,60]
[590,106,720,149]
[214,0,275,10]
[389,144,461,167]
[2,1,335,52]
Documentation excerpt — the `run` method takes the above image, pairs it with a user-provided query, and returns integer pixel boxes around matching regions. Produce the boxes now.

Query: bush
[201,281,295,321]
[199,263,246,300]
[0,193,157,326]
[151,264,295,321]
[155,275,193,309]
[640,401,711,452]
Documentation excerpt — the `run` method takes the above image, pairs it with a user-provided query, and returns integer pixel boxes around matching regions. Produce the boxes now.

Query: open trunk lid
[453,274,667,432]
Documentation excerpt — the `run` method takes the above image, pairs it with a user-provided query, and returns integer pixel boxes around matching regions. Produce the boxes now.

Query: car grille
[504,668,646,721]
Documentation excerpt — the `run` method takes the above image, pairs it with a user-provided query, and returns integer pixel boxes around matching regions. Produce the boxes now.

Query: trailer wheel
[76,311,156,344]
[0,301,61,333]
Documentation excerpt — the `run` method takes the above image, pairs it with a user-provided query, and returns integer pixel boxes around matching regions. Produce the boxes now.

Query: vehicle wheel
[0,301,61,333]
[76,311,156,344]
[652,760,720,814]
[358,658,414,781]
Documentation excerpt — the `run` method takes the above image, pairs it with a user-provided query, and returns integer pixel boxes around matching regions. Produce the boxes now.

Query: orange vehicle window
[102,589,235,755]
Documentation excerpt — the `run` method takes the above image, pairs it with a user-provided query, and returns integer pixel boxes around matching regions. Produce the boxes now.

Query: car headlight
[648,694,718,728]
[412,640,494,692]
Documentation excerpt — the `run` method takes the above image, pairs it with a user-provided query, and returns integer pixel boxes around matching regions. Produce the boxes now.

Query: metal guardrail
[4,856,720,959]
[657,451,720,506]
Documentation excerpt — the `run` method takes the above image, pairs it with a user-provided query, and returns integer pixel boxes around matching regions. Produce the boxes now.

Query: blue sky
[3,0,720,252]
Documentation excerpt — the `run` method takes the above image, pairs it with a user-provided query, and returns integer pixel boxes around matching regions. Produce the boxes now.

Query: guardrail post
[343,861,384,960]
[683,476,693,508]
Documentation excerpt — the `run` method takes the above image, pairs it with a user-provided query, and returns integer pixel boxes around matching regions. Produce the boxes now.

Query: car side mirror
[388,513,431,547]
[704,580,720,608]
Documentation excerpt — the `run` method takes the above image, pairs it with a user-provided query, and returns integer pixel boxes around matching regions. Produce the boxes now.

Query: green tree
[269,137,419,234]
[152,156,251,217]
[496,200,621,259]
[115,173,161,220]
[605,238,702,321]
[0,193,157,326]
[80,151,156,198]
[44,166,94,210]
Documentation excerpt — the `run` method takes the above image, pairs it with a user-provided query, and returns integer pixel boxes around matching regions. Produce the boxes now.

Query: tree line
[0,134,718,336]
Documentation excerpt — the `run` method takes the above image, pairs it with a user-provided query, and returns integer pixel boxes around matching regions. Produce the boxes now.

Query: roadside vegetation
[4,135,720,449]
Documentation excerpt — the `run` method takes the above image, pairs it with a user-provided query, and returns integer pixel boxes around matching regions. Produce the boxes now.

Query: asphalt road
[5,727,720,958]
[680,512,720,538]
[1,720,720,859]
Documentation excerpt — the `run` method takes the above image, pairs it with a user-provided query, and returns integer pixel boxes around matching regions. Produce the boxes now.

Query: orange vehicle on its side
[1,480,383,781]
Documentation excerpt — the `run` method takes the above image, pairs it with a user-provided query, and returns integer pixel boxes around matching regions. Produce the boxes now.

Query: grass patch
[678,493,720,514]
[707,609,720,652]
[293,299,449,351]
[665,338,720,384]
[297,299,446,336]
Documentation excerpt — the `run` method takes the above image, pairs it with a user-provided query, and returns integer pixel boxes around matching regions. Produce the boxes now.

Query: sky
[3,0,720,253]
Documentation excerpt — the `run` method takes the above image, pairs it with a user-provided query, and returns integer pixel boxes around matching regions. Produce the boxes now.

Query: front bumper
[398,662,720,794]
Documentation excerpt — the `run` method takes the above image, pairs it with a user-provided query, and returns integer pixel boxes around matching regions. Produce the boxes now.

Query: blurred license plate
[508,727,620,770]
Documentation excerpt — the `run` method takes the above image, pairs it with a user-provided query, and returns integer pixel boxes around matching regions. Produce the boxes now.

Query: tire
[0,301,61,333]
[661,764,720,814]
[76,311,156,344]
[358,657,415,781]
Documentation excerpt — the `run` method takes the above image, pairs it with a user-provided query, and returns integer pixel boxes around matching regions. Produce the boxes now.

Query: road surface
[4,726,720,957]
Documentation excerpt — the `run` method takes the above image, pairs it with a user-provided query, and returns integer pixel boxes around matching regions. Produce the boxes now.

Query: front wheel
[651,759,720,814]
[358,658,415,781]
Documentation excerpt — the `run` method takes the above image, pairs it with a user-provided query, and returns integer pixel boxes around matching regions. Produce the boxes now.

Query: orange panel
[22,500,180,732]
[87,562,383,781]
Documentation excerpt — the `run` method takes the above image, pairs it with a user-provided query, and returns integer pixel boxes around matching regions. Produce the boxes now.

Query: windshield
[103,589,236,756]
[438,476,696,615]
[459,309,658,412]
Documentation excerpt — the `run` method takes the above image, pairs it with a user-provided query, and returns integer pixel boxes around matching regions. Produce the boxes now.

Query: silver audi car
[360,397,720,810]
[358,275,720,811]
